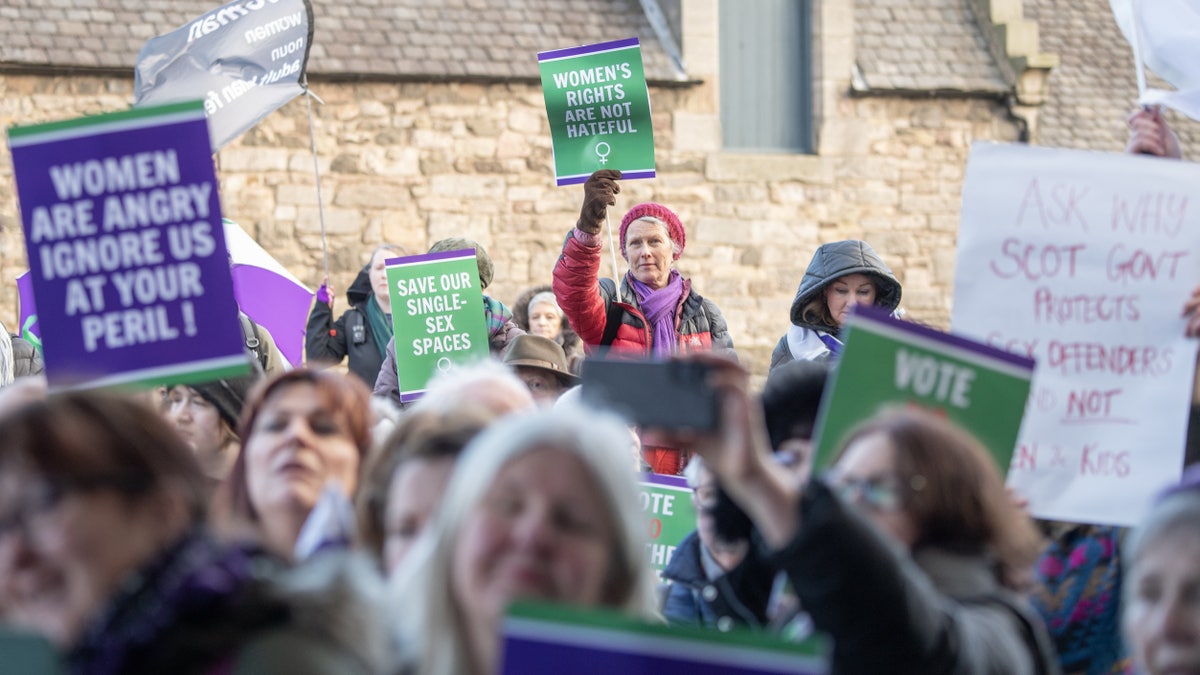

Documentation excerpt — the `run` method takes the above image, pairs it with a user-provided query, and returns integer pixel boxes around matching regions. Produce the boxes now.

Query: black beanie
[761,360,832,449]
[190,370,262,433]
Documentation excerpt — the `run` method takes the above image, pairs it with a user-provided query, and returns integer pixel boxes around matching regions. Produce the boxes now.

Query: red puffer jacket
[552,230,734,475]
[552,231,733,356]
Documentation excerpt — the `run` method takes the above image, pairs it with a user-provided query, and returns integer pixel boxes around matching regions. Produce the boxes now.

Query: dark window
[719,0,813,153]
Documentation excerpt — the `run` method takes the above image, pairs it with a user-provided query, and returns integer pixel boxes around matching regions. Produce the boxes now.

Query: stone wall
[0,72,1020,378]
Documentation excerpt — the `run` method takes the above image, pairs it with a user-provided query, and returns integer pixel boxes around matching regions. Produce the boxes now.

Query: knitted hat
[618,203,686,261]
[190,370,262,432]
[502,334,580,387]
[428,238,494,289]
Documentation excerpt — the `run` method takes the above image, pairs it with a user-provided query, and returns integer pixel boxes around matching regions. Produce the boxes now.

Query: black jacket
[305,265,388,387]
[766,481,1060,675]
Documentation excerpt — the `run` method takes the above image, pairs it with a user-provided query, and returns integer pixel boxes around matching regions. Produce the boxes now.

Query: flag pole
[1129,0,1148,102]
[605,213,620,283]
[302,75,331,282]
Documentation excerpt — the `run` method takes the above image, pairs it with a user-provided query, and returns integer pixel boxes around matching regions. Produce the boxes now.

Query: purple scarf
[630,270,684,359]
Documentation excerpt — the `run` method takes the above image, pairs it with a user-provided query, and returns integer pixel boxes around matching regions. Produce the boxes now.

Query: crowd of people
[0,110,1198,675]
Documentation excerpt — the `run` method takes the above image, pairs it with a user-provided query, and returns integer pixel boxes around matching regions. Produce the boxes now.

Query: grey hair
[527,291,561,317]
[1124,490,1200,573]
[631,216,682,259]
[411,358,534,416]
[368,243,408,264]
[388,403,659,675]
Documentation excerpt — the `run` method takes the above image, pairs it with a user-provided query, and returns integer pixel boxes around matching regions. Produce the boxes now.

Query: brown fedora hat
[502,334,580,387]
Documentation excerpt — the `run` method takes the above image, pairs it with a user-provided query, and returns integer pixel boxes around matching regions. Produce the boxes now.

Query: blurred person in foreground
[670,354,1059,674]
[0,391,389,673]
[1122,466,1200,675]
[355,406,493,573]
[217,369,373,560]
[389,404,658,675]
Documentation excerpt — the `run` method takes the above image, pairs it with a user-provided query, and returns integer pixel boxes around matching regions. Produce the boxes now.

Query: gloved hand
[577,169,622,235]
[317,278,334,309]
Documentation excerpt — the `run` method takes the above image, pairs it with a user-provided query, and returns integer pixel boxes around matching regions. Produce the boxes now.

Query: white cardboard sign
[952,142,1200,526]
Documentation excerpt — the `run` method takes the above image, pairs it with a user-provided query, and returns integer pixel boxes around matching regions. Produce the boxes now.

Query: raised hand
[577,169,622,235]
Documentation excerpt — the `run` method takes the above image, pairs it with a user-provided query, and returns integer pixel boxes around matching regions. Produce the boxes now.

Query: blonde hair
[388,403,658,675]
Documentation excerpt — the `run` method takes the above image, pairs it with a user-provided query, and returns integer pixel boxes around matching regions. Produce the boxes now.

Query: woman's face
[832,432,919,549]
[165,386,227,467]
[243,382,361,521]
[1124,531,1200,675]
[0,472,174,647]
[451,447,618,633]
[369,250,392,308]
[625,219,674,290]
[382,455,457,574]
[824,273,878,327]
[528,301,562,341]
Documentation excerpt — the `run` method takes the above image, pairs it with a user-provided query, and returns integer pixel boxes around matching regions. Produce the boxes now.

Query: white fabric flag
[1111,0,1200,120]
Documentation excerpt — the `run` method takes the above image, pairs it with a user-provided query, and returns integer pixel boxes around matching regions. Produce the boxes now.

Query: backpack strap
[598,278,624,347]
[238,313,266,371]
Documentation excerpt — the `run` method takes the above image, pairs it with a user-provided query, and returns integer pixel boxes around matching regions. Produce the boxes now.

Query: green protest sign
[638,474,696,576]
[812,307,1035,472]
[537,37,655,186]
[386,249,490,403]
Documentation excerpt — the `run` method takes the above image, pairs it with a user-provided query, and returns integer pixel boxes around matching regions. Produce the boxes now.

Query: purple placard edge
[538,36,640,62]
[556,169,656,187]
[641,473,689,489]
[850,305,1035,372]
[385,249,476,267]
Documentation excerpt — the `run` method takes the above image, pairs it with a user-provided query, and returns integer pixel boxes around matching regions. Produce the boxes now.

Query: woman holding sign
[389,404,658,675]
[770,239,902,368]
[679,355,1058,674]
[553,170,733,474]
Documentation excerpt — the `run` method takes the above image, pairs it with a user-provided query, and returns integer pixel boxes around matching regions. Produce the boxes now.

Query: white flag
[1111,0,1200,120]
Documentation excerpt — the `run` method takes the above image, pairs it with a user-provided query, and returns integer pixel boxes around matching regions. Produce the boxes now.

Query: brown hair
[836,406,1043,590]
[0,391,207,525]
[355,406,494,560]
[800,275,886,331]
[222,368,373,523]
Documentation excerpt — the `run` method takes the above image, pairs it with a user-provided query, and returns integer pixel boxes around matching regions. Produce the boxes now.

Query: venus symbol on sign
[595,141,611,164]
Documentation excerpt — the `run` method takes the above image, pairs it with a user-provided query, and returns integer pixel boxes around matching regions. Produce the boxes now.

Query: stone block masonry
[0,75,1020,379]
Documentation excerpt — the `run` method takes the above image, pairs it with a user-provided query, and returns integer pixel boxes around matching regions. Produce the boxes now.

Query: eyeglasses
[0,474,150,544]
[831,474,903,512]
[0,483,66,543]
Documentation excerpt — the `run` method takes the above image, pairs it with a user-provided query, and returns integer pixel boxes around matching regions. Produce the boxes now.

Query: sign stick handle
[303,78,331,281]
[605,212,620,283]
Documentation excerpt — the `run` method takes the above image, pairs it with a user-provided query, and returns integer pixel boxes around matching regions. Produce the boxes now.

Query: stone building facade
[0,0,1185,377]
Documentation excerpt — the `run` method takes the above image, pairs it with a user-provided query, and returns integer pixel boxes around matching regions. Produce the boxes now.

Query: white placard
[952,142,1200,526]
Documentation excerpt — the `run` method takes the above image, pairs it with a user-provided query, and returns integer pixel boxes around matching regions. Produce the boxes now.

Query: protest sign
[537,37,655,186]
[501,603,828,675]
[812,307,1035,473]
[134,0,314,152]
[952,142,1200,526]
[638,473,696,576]
[8,101,248,390]
[386,249,490,403]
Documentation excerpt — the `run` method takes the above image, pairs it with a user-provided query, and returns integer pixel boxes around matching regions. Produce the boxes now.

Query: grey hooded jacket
[770,240,902,370]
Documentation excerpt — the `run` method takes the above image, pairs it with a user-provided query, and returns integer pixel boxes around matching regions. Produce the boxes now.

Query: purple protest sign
[501,603,828,674]
[7,101,249,389]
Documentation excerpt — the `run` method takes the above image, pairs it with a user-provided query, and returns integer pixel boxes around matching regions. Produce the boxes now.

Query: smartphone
[580,357,718,431]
